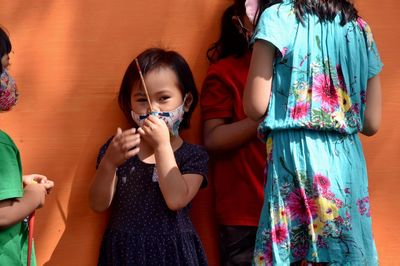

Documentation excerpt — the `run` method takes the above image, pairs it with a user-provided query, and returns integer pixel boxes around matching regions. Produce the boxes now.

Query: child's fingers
[149,115,165,126]
[137,127,145,136]
[123,134,141,145]
[125,146,140,158]
[32,174,48,184]
[113,127,123,143]
[121,127,137,137]
[43,180,54,189]
[121,135,140,151]
[143,116,158,127]
[146,115,168,132]
[146,115,158,123]
[43,180,54,194]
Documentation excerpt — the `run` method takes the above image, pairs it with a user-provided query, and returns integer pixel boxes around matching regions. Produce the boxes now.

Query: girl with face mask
[89,48,209,265]
[0,27,54,266]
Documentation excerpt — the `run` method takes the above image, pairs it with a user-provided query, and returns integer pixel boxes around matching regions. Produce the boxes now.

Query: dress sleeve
[357,18,383,78]
[200,66,234,121]
[0,140,23,201]
[252,3,294,55]
[179,144,209,188]
[96,137,113,169]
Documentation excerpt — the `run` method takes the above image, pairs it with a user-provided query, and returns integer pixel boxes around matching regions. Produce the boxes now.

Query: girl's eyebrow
[154,90,172,95]
[132,91,146,97]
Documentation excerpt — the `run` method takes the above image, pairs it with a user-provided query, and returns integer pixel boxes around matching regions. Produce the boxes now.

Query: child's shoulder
[0,130,16,147]
[177,142,209,186]
[206,52,251,81]
[177,142,209,161]
[260,1,294,20]
[179,142,207,154]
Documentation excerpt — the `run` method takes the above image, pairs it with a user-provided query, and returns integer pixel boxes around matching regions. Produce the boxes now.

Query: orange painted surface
[0,1,398,265]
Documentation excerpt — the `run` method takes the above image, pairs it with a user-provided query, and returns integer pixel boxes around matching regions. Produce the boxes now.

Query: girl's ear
[245,0,259,25]
[183,93,193,112]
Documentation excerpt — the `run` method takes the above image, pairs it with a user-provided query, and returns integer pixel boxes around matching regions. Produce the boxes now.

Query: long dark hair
[255,0,358,27]
[118,48,198,129]
[0,27,12,73]
[206,0,249,63]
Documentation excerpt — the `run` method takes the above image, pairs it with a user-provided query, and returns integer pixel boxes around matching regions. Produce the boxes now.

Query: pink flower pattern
[312,73,338,110]
[313,174,331,192]
[287,188,318,223]
[357,196,371,217]
[271,224,288,244]
[290,102,310,120]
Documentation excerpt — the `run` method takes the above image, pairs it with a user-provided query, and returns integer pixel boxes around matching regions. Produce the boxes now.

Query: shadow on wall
[43,98,127,266]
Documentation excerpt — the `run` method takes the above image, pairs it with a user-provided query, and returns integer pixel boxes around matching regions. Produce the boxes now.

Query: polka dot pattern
[96,139,209,265]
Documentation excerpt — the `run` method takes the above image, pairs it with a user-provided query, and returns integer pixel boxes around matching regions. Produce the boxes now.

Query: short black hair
[0,27,12,73]
[118,48,198,130]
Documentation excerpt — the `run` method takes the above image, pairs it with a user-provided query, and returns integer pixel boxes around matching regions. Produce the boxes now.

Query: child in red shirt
[200,1,266,264]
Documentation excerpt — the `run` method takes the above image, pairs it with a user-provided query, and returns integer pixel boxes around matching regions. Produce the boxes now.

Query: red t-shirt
[200,52,266,226]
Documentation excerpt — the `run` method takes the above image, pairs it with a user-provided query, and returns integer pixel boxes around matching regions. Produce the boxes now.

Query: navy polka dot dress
[96,139,209,266]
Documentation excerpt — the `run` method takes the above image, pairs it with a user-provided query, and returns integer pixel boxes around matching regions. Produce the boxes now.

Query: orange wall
[0,1,398,265]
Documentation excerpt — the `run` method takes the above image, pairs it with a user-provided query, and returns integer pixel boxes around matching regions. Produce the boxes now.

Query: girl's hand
[23,174,54,194]
[103,127,141,168]
[137,115,170,150]
[23,174,47,186]
[43,179,55,194]
[24,183,48,208]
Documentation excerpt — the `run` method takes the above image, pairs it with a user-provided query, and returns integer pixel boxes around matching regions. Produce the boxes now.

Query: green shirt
[0,130,36,266]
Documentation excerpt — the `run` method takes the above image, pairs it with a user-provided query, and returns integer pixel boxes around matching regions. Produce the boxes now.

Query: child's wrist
[100,158,118,172]
[154,143,172,154]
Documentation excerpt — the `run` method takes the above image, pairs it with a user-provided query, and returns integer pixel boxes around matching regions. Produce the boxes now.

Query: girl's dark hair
[118,48,198,130]
[206,0,249,63]
[0,27,12,73]
[255,0,358,27]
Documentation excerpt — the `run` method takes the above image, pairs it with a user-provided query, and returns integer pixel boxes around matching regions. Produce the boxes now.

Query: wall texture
[0,0,398,265]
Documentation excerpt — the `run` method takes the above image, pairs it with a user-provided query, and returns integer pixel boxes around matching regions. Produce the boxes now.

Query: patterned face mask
[131,95,187,136]
[0,69,18,112]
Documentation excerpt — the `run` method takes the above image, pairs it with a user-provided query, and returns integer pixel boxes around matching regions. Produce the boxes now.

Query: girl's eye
[159,96,170,102]
[136,98,147,102]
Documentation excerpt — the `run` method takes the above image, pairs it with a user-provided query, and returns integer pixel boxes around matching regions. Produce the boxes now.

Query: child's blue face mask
[130,96,186,136]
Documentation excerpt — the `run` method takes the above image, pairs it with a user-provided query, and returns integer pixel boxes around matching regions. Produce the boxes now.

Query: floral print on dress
[357,17,374,50]
[281,55,362,133]
[254,4,382,139]
[253,2,382,265]
[254,158,371,265]
[357,197,371,217]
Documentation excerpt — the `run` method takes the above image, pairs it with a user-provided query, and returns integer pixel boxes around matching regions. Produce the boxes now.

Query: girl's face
[1,53,10,70]
[130,67,189,114]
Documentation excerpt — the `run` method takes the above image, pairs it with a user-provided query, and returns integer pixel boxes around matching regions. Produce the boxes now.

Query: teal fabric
[251,2,382,265]
[252,2,383,137]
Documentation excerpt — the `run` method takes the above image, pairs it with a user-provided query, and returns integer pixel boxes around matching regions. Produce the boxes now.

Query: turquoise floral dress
[251,1,383,265]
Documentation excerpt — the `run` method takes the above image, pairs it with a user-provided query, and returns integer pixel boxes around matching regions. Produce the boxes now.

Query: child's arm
[155,144,203,211]
[89,128,140,212]
[243,40,275,121]
[139,116,203,211]
[203,118,259,153]
[361,75,381,136]
[0,183,47,229]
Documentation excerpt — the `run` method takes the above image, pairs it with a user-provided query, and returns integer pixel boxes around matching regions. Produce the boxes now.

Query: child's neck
[138,135,183,164]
